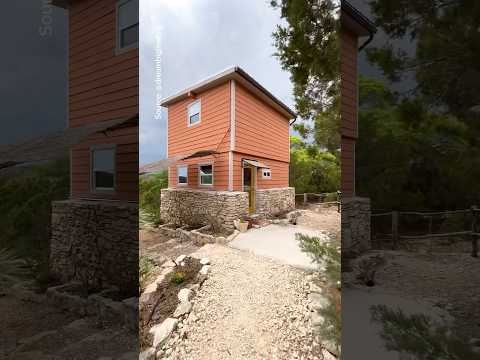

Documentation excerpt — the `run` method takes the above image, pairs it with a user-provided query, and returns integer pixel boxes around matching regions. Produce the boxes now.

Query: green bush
[139,171,168,225]
[371,305,478,359]
[139,256,156,289]
[172,271,186,285]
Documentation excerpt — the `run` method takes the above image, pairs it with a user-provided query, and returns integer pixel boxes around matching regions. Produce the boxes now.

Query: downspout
[358,31,374,51]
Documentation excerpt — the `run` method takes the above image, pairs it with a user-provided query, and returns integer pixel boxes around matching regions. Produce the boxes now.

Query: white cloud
[140,0,294,165]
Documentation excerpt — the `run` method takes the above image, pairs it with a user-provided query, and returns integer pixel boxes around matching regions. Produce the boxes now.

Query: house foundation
[160,188,249,231]
[255,187,295,216]
[341,197,371,256]
[50,200,138,295]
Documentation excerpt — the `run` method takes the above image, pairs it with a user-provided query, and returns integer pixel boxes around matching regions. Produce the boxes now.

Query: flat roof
[160,66,296,119]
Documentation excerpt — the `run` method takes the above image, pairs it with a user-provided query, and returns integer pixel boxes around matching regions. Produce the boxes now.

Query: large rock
[139,348,156,360]
[178,288,193,303]
[173,301,193,318]
[149,318,178,349]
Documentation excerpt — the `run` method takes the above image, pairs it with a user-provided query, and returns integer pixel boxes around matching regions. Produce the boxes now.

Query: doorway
[243,165,256,213]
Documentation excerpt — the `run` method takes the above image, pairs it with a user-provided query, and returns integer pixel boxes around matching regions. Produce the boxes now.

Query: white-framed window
[187,100,201,126]
[177,165,188,185]
[91,145,116,191]
[116,0,139,54]
[199,163,213,186]
[262,168,271,179]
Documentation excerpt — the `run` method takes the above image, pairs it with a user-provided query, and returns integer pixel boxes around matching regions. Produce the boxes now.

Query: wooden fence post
[303,193,308,204]
[392,211,399,250]
[472,206,479,258]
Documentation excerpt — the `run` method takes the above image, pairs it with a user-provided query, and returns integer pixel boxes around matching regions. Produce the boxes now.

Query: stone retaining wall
[255,187,295,216]
[160,188,249,231]
[50,200,138,294]
[341,197,371,256]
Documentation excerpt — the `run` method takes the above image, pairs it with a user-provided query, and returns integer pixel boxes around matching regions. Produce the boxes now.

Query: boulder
[178,288,193,303]
[149,318,178,349]
[173,301,193,318]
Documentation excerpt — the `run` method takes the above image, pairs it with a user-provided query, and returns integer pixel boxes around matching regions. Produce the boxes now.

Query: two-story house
[50,0,139,293]
[159,67,296,229]
[341,0,376,254]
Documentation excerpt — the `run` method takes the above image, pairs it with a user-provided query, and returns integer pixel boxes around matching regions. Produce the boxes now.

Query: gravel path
[160,244,323,360]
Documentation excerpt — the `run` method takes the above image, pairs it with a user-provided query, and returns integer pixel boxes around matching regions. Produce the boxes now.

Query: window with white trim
[187,100,201,126]
[177,166,188,185]
[91,146,116,191]
[199,164,213,185]
[116,0,139,53]
[262,168,271,179]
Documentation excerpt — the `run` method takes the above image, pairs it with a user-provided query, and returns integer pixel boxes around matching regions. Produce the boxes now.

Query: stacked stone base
[161,189,249,231]
[160,187,295,231]
[341,197,371,257]
[50,200,138,295]
[255,187,295,216]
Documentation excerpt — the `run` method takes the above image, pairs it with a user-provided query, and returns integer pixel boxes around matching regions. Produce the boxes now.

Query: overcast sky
[139,0,294,165]
[0,1,67,146]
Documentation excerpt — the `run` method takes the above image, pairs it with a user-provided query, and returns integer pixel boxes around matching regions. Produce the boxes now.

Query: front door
[243,165,256,213]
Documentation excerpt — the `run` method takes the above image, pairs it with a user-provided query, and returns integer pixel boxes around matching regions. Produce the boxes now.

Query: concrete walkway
[229,224,327,270]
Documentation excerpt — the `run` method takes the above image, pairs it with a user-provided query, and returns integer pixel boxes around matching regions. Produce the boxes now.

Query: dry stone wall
[160,189,249,231]
[255,187,295,216]
[341,197,371,256]
[50,200,138,295]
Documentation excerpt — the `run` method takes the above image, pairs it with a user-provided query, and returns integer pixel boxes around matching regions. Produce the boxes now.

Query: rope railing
[371,206,479,257]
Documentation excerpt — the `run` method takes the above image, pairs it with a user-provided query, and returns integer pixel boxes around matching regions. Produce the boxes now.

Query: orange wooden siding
[167,83,231,158]
[235,84,290,162]
[341,28,358,197]
[232,153,289,191]
[168,153,229,191]
[69,0,138,202]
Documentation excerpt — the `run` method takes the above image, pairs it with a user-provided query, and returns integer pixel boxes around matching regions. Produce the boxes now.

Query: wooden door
[243,166,256,213]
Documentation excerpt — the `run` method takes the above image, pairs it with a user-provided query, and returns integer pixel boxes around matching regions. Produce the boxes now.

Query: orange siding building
[161,67,295,214]
[57,0,139,202]
[341,1,376,197]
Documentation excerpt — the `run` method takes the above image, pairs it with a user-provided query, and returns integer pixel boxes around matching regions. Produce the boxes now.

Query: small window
[177,166,188,185]
[116,0,139,53]
[91,146,116,191]
[199,164,213,185]
[262,168,271,179]
[187,100,201,126]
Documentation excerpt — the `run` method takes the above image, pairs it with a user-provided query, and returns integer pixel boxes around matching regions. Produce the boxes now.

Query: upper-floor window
[91,145,116,191]
[116,0,139,53]
[199,164,213,186]
[187,100,201,126]
[177,165,188,185]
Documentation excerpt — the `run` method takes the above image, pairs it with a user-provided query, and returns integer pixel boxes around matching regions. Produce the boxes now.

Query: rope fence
[371,206,480,257]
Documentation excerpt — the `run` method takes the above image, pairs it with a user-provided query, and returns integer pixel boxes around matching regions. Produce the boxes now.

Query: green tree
[139,171,168,225]
[271,0,340,152]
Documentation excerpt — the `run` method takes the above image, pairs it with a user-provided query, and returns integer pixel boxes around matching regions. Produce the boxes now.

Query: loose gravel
[159,244,323,360]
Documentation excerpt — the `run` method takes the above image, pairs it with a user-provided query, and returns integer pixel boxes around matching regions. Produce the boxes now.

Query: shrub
[139,171,168,225]
[172,271,186,284]
[139,256,157,289]
[0,248,30,290]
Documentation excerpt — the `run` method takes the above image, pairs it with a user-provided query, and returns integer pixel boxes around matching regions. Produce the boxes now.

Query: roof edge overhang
[341,0,376,37]
[160,66,296,120]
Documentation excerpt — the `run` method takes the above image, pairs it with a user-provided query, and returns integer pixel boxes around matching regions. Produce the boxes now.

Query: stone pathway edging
[140,255,212,360]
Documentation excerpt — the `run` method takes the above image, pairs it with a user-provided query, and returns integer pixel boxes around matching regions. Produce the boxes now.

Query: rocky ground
[140,208,341,360]
[158,244,323,360]
[0,290,136,359]
[345,250,480,340]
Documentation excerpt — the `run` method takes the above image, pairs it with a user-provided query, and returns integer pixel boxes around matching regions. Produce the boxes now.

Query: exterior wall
[160,188,248,231]
[340,28,358,197]
[69,0,139,201]
[167,82,231,158]
[255,187,295,215]
[50,199,138,295]
[341,197,371,256]
[234,84,290,162]
[232,152,289,191]
[168,152,229,191]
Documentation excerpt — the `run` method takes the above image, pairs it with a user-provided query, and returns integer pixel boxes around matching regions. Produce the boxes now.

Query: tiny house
[340,0,376,197]
[50,0,139,292]
[160,67,296,227]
